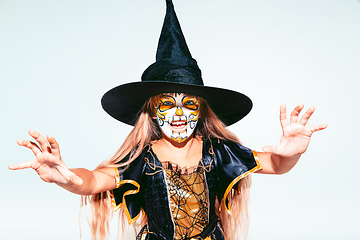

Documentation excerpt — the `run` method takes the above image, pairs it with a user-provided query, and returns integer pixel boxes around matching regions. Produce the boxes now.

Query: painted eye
[182,97,199,110]
[184,100,194,106]
[162,101,174,106]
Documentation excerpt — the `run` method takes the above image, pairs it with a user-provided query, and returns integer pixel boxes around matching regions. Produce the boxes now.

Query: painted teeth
[171,122,185,126]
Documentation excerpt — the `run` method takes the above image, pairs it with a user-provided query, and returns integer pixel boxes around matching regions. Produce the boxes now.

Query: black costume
[111,138,261,240]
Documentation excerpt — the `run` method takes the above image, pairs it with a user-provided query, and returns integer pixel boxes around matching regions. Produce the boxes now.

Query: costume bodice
[111,138,261,240]
[161,160,209,239]
[138,144,218,240]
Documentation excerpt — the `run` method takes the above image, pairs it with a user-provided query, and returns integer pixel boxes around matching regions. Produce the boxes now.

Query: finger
[290,103,304,124]
[299,106,315,125]
[279,104,289,129]
[47,135,61,157]
[17,140,42,156]
[8,160,34,170]
[28,129,51,153]
[309,123,328,133]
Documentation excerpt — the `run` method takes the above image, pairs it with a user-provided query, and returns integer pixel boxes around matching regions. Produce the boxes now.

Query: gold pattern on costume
[164,166,209,239]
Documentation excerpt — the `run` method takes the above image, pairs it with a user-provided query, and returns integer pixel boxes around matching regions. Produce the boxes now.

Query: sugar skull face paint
[155,93,200,143]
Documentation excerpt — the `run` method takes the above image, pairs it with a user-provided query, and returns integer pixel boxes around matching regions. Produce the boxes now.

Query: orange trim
[110,179,141,224]
[221,150,262,215]
[110,190,122,211]
[113,167,121,188]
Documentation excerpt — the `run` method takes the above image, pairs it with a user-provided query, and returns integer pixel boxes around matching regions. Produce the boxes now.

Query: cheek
[184,108,200,122]
[156,107,177,121]
[156,108,166,120]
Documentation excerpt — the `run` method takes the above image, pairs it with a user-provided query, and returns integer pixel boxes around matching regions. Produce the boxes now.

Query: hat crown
[141,0,203,86]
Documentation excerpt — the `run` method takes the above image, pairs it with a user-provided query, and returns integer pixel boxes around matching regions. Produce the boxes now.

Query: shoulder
[114,145,151,177]
[205,137,251,153]
[204,137,256,167]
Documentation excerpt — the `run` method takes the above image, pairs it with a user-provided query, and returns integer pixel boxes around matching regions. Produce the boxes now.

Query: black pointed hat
[101,0,252,126]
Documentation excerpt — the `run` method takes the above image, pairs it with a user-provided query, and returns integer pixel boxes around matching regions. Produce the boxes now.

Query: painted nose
[175,107,183,116]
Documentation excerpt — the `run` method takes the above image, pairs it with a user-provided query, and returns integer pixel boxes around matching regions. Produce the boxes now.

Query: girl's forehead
[161,93,197,98]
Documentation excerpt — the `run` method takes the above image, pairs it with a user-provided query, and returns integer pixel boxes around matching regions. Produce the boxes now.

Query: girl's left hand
[262,104,327,158]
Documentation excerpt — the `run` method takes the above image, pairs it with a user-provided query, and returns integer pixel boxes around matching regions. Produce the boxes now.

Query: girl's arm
[255,152,300,174]
[8,130,116,195]
[56,167,116,195]
[255,104,327,174]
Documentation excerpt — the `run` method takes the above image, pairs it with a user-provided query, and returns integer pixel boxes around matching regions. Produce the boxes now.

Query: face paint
[155,93,200,143]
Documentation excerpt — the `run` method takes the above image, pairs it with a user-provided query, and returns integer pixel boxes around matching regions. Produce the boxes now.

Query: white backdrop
[1,0,359,239]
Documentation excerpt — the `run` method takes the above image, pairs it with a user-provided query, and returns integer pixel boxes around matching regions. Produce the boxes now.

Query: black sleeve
[212,139,261,214]
[110,147,147,224]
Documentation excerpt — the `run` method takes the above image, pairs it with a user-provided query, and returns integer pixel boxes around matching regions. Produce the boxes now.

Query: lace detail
[144,144,213,176]
[161,160,203,175]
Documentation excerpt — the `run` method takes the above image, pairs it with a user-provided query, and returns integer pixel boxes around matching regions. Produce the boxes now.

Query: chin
[171,136,187,143]
[169,128,192,143]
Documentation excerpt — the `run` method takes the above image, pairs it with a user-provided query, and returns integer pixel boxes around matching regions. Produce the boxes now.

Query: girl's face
[155,93,200,143]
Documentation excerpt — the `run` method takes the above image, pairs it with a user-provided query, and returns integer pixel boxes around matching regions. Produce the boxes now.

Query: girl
[9,0,327,239]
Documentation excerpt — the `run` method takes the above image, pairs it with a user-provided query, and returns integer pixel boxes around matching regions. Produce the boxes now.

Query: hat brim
[101,81,252,126]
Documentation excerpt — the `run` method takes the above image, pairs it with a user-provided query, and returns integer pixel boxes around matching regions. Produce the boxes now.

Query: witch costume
[101,0,261,239]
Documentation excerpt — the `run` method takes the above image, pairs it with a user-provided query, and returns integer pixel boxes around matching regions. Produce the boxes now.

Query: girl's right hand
[9,130,83,185]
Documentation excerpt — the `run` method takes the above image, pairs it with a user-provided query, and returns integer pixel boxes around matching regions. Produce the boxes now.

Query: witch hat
[101,0,252,126]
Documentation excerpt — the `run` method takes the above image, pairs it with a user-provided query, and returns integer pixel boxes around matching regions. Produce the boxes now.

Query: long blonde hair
[82,94,252,240]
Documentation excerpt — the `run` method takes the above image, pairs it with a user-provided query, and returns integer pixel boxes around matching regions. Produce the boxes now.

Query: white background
[1,0,359,239]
